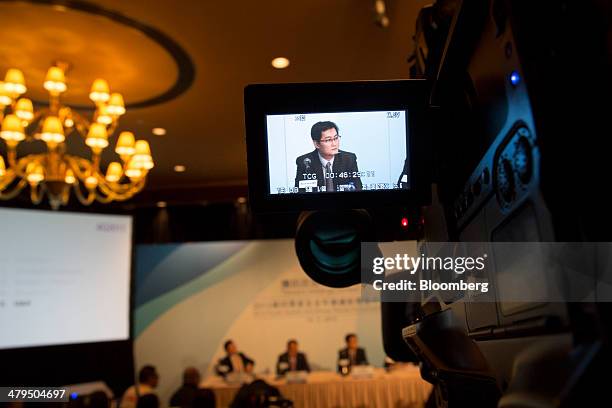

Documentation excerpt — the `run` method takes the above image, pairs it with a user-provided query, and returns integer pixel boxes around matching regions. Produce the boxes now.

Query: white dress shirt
[318,152,335,174]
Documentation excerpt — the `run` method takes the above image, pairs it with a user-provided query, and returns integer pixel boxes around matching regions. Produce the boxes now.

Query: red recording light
[401,217,409,228]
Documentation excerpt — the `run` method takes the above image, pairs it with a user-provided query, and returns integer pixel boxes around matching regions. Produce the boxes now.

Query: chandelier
[0,65,154,209]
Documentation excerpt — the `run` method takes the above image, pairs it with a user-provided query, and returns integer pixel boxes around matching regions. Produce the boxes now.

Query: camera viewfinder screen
[266,111,410,195]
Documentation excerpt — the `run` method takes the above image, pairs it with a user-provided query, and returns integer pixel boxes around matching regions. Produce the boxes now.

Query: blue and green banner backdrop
[134,239,383,405]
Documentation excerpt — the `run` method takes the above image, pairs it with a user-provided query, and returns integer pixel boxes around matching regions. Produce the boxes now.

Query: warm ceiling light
[374,0,390,28]
[152,127,166,136]
[271,57,290,69]
[132,140,154,169]
[43,66,67,94]
[96,105,113,125]
[89,78,110,102]
[4,68,26,94]
[85,175,98,189]
[0,156,5,177]
[157,201,167,208]
[116,131,136,156]
[26,162,44,184]
[64,168,76,184]
[105,162,123,182]
[15,98,34,121]
[85,123,109,150]
[174,165,186,173]
[107,93,126,116]
[41,116,65,144]
[0,82,12,106]
[125,158,144,180]
[0,114,25,143]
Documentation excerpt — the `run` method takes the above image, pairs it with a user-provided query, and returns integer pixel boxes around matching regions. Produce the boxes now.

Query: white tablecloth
[201,365,432,408]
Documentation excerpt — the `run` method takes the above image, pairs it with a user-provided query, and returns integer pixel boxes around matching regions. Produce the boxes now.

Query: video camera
[245,0,611,406]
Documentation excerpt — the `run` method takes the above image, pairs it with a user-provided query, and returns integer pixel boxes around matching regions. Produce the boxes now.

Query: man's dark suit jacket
[295,149,362,192]
[276,352,311,375]
[337,347,368,372]
[215,352,254,376]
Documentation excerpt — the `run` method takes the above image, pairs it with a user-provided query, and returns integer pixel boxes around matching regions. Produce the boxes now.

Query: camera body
[244,0,611,406]
[401,0,610,406]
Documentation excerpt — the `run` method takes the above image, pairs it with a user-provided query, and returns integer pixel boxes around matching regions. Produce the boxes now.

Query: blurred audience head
[345,333,358,349]
[139,365,159,388]
[136,394,159,408]
[88,391,109,408]
[183,366,201,386]
[231,379,282,408]
[224,340,237,355]
[287,339,298,355]
[192,388,216,408]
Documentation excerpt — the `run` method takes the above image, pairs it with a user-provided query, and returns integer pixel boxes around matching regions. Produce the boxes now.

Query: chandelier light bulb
[4,68,26,95]
[15,98,34,121]
[85,175,98,189]
[125,158,144,179]
[64,168,76,184]
[115,131,136,156]
[0,82,12,106]
[133,140,154,169]
[89,78,110,102]
[133,140,151,156]
[41,116,65,144]
[43,67,67,94]
[107,93,126,116]
[96,105,113,125]
[26,162,44,184]
[105,162,123,182]
[85,123,109,149]
[0,114,25,142]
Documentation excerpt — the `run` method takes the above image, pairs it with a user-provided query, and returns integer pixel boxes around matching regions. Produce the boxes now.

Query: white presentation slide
[0,208,132,349]
[266,111,409,194]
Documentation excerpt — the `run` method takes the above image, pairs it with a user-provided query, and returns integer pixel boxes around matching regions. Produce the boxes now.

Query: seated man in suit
[337,333,368,374]
[295,121,362,192]
[215,340,255,377]
[276,339,311,375]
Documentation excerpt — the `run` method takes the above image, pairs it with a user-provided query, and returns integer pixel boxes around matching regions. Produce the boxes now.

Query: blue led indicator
[510,71,520,86]
[70,392,79,400]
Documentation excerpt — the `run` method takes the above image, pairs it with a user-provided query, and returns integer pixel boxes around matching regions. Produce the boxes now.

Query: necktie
[325,162,335,192]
